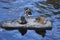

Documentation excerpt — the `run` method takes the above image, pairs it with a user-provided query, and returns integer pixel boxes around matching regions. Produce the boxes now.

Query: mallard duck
[18,16,27,24]
[36,16,46,25]
[24,8,32,18]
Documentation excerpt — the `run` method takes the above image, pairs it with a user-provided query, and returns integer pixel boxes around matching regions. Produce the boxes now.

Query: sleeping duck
[35,16,46,25]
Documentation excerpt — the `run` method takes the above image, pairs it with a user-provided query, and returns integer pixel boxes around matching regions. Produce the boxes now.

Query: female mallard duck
[36,16,46,25]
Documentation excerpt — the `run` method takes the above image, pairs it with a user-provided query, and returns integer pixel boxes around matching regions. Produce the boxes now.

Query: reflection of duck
[25,8,32,18]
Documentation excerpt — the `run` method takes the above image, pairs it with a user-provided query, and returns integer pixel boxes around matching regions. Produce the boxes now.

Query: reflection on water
[0,0,60,40]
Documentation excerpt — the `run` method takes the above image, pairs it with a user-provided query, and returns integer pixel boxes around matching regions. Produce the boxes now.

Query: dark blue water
[0,0,60,40]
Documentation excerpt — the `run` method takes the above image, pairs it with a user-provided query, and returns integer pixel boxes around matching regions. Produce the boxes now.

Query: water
[0,0,60,40]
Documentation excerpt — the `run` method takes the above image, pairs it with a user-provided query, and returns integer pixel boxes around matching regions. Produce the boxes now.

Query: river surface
[0,0,60,40]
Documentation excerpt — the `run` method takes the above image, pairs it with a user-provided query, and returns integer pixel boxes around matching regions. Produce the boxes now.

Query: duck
[35,16,46,25]
[24,8,32,18]
[18,16,27,24]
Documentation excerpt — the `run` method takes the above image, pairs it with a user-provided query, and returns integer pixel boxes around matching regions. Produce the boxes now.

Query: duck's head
[24,7,32,15]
